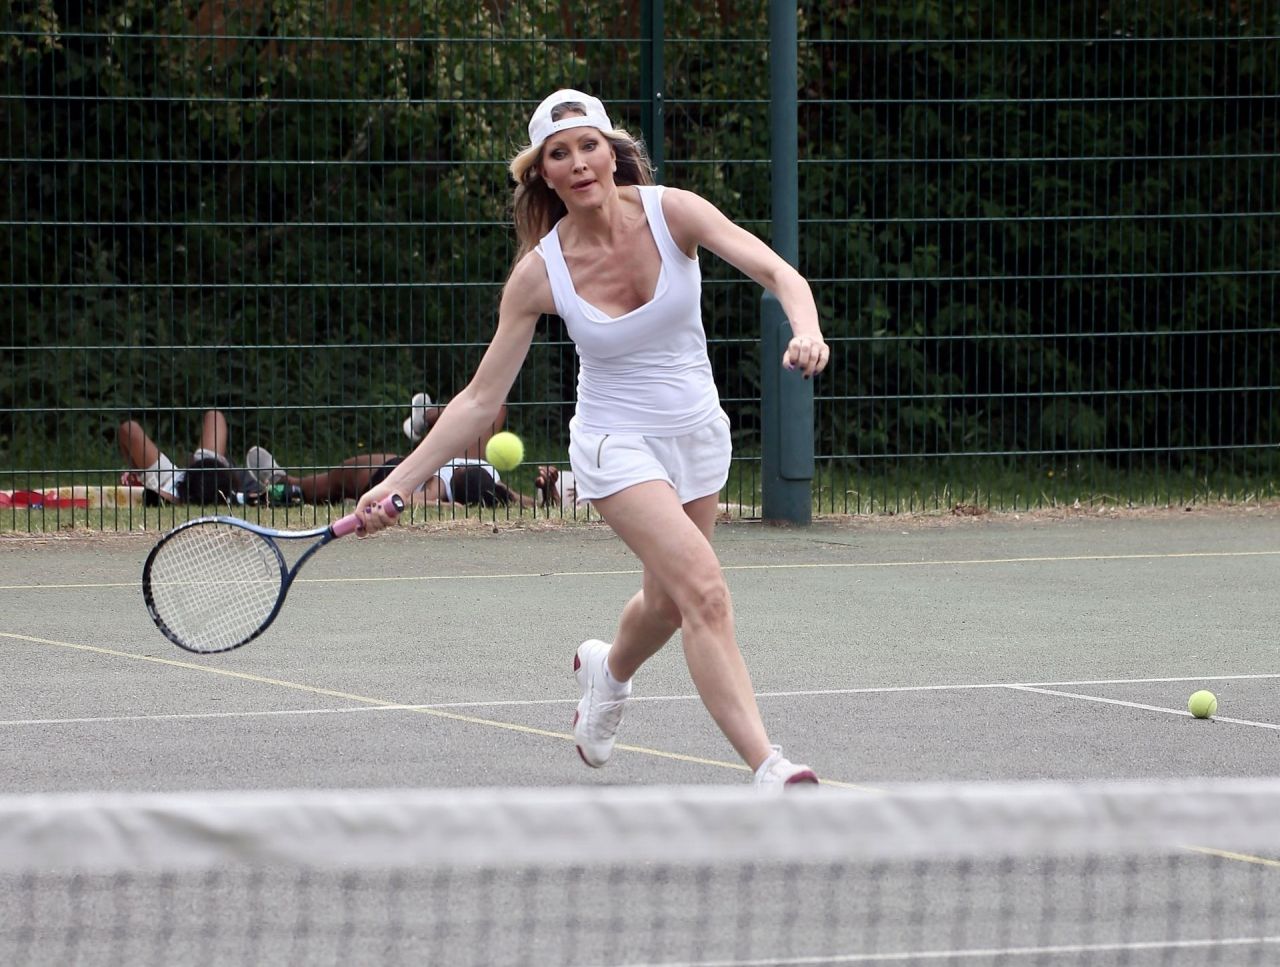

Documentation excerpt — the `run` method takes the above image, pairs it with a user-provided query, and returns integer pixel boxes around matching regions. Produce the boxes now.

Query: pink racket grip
[331,493,404,538]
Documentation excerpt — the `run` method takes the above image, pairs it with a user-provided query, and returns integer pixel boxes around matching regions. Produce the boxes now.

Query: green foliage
[2,0,1277,490]
[804,0,1279,470]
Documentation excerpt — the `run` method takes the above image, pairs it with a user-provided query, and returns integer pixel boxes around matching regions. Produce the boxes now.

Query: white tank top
[536,185,720,435]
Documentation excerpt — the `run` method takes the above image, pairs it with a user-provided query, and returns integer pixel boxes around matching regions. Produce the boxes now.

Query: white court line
[0,632,880,789]
[624,935,1280,967]
[4,673,1279,729]
[751,672,1280,699]
[1010,685,1280,731]
[1,546,1277,591]
[0,707,414,728]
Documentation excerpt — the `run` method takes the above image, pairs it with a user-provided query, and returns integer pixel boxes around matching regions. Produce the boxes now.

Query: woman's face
[538,126,616,204]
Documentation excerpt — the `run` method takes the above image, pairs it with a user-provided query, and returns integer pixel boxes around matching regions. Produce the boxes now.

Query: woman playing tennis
[357,89,830,789]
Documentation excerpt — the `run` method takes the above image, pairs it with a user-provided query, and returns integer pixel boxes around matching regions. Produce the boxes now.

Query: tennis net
[3,780,1279,966]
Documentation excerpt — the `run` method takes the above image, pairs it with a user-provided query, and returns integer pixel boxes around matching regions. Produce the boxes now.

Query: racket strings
[146,523,284,652]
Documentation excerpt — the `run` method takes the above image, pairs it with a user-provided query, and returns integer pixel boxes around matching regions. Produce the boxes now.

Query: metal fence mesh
[803,3,1278,512]
[3,2,1277,529]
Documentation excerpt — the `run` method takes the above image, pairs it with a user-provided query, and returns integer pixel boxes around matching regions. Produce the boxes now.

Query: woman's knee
[644,584,683,629]
[117,421,145,450]
[677,575,733,632]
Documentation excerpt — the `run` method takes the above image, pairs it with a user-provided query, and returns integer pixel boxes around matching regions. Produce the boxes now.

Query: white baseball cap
[527,89,614,150]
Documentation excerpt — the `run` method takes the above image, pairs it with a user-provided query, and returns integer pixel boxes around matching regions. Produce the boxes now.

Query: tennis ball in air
[485,431,524,471]
[1188,690,1218,719]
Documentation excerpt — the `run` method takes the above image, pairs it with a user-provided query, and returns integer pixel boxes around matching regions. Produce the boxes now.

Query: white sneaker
[402,392,433,442]
[245,446,286,488]
[753,746,819,791]
[573,639,631,768]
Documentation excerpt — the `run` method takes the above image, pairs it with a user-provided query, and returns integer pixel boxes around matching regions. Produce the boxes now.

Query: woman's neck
[561,185,637,250]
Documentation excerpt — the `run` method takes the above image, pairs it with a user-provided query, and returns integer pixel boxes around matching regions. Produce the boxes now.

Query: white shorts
[569,411,731,504]
[141,453,180,498]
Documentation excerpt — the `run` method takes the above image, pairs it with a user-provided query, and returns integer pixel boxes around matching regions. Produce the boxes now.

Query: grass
[813,457,1279,517]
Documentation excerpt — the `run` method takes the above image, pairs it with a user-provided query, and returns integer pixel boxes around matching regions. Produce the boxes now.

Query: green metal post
[640,0,664,183]
[761,0,812,524]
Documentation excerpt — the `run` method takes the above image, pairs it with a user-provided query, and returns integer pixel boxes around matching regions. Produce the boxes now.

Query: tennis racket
[142,494,404,654]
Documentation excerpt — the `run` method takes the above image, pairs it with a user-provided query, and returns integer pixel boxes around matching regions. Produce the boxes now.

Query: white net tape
[5,781,1280,871]
[3,782,1279,966]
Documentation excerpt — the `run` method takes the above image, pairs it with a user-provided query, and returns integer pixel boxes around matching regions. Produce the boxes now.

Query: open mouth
[571,179,595,190]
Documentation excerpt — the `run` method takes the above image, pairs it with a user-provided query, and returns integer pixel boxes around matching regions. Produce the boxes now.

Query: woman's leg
[116,421,179,499]
[196,410,230,459]
[605,492,720,681]
[287,453,402,503]
[117,421,161,471]
[591,481,773,770]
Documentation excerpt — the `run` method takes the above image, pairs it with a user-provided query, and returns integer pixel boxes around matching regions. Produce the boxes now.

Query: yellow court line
[1184,845,1280,868]
[1,547,1279,592]
[0,631,870,791]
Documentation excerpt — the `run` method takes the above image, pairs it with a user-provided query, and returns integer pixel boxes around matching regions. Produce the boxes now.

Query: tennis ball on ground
[1188,690,1217,719]
[485,431,524,471]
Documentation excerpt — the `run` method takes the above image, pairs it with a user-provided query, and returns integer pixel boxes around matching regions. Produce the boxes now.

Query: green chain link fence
[3,1,1277,530]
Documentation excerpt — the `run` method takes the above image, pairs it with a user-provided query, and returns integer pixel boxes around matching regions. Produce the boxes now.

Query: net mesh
[143,522,285,652]
[3,782,1279,966]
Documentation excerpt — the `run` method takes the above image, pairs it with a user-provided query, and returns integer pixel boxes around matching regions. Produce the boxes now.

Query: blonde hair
[508,101,656,267]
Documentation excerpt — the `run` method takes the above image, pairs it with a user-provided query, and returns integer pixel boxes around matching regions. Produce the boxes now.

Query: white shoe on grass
[573,639,630,767]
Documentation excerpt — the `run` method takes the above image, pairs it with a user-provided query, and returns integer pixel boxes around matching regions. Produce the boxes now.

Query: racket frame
[143,496,402,654]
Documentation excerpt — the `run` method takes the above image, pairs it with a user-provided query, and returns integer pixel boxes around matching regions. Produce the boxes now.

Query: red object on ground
[0,490,89,509]
[7,491,47,507]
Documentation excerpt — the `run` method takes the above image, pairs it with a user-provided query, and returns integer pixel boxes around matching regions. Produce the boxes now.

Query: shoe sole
[785,770,820,786]
[246,450,278,489]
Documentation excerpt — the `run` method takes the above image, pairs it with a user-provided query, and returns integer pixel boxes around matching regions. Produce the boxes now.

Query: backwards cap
[527,89,614,150]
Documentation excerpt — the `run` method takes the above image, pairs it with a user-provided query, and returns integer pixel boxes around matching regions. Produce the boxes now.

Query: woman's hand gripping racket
[142,495,403,654]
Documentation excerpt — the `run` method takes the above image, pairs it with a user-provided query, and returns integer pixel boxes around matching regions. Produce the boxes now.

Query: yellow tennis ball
[1188,690,1217,719]
[485,431,524,471]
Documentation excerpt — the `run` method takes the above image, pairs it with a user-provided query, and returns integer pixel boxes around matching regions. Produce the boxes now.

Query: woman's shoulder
[509,247,549,278]
[656,186,721,225]
[655,186,719,254]
[503,250,556,314]
[654,185,713,214]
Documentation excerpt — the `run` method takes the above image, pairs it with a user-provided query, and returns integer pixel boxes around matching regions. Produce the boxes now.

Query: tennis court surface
[2,505,1278,964]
